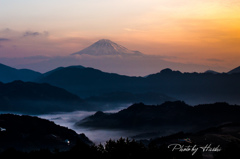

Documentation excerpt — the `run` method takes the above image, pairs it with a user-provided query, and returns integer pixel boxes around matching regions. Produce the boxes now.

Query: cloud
[23,31,49,37]
[23,31,41,37]
[0,38,10,41]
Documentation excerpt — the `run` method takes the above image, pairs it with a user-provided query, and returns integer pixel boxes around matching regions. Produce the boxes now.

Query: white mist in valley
[38,107,136,144]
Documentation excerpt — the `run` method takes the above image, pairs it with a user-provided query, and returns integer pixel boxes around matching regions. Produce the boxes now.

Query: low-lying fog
[0,104,178,145]
[38,107,139,144]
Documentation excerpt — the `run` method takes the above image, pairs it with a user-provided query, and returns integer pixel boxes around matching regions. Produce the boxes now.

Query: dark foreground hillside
[1,123,240,159]
[0,114,240,159]
[0,114,92,152]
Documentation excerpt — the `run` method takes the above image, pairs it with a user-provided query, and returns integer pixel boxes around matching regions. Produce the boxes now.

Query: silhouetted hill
[228,66,240,74]
[0,81,88,114]
[1,62,240,105]
[37,66,145,98]
[36,66,240,105]
[0,114,92,152]
[77,101,240,132]
[145,68,240,104]
[42,65,85,77]
[0,63,41,83]
[38,66,175,108]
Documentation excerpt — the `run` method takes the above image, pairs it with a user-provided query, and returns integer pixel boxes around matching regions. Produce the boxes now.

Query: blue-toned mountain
[0,80,87,114]
[0,63,41,83]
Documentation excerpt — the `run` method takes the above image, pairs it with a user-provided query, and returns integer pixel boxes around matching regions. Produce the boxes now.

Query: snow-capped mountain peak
[72,39,143,56]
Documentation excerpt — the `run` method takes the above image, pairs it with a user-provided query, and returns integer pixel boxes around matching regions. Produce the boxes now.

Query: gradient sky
[0,0,240,71]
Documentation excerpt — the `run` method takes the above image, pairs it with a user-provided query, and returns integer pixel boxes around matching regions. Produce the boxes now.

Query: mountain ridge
[1,63,240,106]
[0,80,88,114]
[0,63,41,83]
[36,65,240,105]
[228,66,240,74]
[77,101,240,131]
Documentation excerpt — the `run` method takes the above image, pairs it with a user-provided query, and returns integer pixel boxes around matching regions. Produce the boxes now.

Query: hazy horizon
[0,54,231,76]
[1,0,240,74]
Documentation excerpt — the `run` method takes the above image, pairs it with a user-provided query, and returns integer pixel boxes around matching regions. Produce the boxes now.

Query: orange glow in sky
[0,0,240,71]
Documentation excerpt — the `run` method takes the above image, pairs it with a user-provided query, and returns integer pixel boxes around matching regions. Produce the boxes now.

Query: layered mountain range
[0,63,240,113]
[36,65,240,105]
[0,61,240,158]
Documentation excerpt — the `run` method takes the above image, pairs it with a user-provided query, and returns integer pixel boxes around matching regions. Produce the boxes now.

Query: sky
[0,0,240,72]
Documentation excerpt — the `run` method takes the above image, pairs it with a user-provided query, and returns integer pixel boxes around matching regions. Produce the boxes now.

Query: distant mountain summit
[72,39,143,56]
[228,66,240,74]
